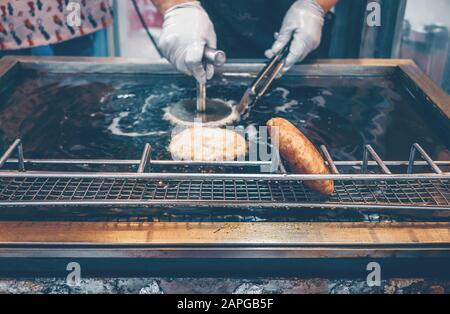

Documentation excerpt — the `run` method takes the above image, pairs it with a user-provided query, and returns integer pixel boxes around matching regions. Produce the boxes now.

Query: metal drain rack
[0,139,449,211]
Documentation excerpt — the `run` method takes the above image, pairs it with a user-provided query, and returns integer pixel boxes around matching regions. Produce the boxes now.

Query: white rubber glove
[265,0,325,73]
[159,1,216,83]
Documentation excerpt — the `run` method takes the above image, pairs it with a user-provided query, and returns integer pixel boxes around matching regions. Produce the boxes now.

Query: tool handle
[204,47,227,67]
[197,48,226,113]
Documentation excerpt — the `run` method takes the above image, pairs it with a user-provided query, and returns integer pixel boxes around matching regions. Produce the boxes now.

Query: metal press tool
[196,47,227,112]
[237,40,292,117]
[167,47,230,126]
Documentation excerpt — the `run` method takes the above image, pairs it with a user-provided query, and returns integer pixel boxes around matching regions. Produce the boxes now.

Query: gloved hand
[265,0,325,73]
[159,1,216,83]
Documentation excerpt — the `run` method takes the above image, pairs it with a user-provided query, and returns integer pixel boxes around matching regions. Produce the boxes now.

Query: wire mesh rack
[0,139,449,212]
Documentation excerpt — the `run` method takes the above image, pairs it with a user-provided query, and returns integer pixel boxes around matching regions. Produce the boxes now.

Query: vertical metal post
[320,145,340,174]
[138,144,152,173]
[17,142,25,172]
[407,145,417,175]
[362,146,370,174]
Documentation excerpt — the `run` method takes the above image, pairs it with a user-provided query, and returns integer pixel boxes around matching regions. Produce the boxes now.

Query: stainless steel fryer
[0,57,449,273]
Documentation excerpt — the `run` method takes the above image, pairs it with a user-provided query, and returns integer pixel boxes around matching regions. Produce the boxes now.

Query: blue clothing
[201,0,334,59]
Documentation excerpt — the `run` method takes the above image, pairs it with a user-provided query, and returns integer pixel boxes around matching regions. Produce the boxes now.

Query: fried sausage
[267,118,334,195]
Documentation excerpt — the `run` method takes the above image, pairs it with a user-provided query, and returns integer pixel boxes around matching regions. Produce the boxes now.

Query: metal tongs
[237,40,292,117]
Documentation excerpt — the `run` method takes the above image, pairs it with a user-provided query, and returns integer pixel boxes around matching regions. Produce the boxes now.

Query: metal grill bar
[0,177,448,210]
[320,145,340,174]
[5,159,450,168]
[138,143,152,173]
[408,143,443,174]
[0,140,449,211]
[0,139,24,171]
[1,172,448,180]
[363,145,392,174]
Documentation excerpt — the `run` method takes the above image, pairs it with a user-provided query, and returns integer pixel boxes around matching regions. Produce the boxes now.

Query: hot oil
[0,71,449,222]
[0,72,448,165]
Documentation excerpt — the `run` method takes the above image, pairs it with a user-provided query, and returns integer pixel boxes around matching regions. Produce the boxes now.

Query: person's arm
[151,0,193,14]
[265,0,338,73]
[151,0,217,83]
[316,0,338,12]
